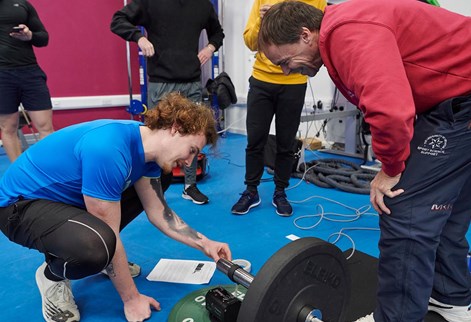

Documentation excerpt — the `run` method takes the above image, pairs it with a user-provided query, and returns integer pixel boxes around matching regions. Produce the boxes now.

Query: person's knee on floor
[44,229,117,280]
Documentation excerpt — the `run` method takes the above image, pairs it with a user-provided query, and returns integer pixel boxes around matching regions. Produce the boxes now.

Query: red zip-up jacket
[319,0,471,176]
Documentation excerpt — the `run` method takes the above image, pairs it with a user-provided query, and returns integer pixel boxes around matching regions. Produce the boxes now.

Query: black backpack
[204,72,237,109]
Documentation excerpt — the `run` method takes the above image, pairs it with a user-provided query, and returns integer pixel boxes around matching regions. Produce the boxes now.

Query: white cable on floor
[288,189,379,260]
[328,227,380,260]
[286,163,320,191]
[291,197,375,228]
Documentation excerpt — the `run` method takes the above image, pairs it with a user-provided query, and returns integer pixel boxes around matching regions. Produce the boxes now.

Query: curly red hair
[144,92,218,148]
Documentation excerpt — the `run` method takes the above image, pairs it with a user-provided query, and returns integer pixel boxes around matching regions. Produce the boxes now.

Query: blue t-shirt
[0,120,161,208]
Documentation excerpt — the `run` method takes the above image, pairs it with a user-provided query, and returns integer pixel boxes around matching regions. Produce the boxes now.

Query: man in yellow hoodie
[231,0,326,216]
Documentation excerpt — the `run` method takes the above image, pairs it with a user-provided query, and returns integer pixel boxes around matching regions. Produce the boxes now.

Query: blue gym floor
[0,133,469,321]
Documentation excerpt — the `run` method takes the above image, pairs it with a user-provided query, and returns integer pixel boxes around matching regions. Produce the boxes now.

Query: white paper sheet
[286,234,300,241]
[146,259,216,284]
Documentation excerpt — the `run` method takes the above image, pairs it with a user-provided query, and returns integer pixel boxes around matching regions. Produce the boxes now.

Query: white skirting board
[51,94,142,110]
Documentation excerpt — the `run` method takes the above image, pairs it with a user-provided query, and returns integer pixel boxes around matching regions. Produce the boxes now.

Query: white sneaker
[35,262,80,322]
[428,297,471,322]
[355,313,375,321]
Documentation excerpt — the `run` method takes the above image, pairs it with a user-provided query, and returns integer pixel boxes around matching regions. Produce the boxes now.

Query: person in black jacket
[0,0,54,162]
[111,0,224,205]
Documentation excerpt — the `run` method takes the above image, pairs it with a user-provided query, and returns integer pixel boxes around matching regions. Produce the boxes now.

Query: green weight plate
[168,284,247,322]
[237,237,350,322]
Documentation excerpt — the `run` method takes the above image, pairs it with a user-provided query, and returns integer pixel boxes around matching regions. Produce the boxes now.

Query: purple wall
[27,0,141,128]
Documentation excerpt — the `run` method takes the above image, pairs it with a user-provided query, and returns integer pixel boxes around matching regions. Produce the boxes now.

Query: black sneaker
[231,190,261,215]
[182,184,209,204]
[272,190,293,217]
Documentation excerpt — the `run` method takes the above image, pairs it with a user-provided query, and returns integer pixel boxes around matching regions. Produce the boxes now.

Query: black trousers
[375,94,471,321]
[0,175,172,280]
[245,77,306,190]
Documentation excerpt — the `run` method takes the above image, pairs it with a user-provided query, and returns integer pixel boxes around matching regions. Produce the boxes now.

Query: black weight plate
[237,237,350,322]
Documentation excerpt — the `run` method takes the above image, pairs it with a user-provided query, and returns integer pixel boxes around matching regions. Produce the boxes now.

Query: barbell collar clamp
[217,258,254,289]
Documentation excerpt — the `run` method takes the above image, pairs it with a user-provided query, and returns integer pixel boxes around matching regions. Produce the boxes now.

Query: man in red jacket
[259,0,471,321]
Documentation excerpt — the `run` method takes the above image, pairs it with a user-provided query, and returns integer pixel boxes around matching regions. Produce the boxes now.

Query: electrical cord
[328,227,380,260]
[205,151,245,168]
[303,79,321,138]
[290,195,374,229]
[286,163,320,191]
[288,178,380,261]
[216,115,246,135]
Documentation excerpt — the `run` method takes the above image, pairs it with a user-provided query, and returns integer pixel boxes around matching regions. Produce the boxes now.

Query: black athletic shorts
[0,65,53,115]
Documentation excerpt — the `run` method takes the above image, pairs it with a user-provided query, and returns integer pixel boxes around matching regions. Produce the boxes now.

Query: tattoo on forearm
[105,263,116,277]
[151,179,201,240]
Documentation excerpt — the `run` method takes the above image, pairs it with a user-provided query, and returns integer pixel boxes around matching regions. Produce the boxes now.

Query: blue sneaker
[231,190,261,215]
[272,190,293,217]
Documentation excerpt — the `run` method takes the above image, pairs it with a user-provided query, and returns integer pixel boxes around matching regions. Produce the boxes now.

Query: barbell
[212,237,351,322]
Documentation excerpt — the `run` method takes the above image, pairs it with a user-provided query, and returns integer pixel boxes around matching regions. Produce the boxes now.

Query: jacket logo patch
[417,135,447,156]
[431,204,453,211]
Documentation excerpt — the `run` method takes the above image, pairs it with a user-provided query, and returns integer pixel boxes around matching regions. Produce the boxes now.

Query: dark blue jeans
[375,95,471,321]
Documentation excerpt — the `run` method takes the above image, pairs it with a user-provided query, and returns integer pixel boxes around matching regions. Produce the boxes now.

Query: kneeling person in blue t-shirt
[0,92,231,322]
